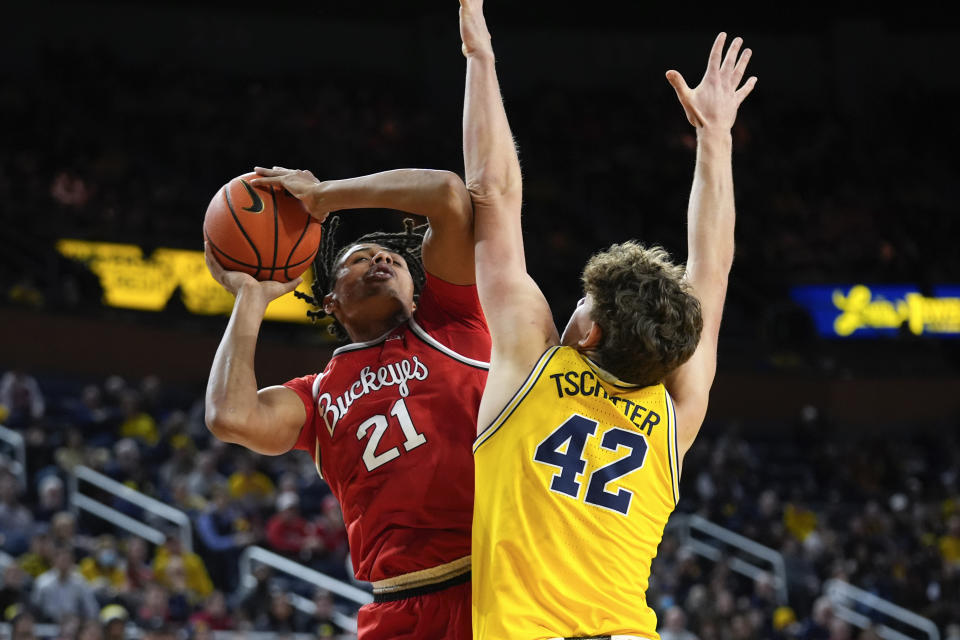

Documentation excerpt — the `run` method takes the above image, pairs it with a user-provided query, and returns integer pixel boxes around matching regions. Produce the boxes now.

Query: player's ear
[323,292,336,315]
[578,321,603,351]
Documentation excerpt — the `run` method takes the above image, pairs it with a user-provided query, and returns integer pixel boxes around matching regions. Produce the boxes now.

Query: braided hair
[295,216,428,341]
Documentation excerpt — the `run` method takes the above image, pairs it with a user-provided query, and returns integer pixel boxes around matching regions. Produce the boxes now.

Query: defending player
[204,167,488,639]
[460,0,756,637]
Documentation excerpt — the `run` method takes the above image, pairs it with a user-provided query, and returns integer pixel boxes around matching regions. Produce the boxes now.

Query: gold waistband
[370,556,471,595]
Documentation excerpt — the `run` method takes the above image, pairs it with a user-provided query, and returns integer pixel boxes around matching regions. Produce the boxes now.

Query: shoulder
[416,272,487,328]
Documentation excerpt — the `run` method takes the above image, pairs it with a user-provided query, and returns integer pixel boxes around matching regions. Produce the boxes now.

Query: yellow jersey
[472,346,680,640]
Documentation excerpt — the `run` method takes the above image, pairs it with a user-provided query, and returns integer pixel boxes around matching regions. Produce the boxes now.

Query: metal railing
[69,465,193,551]
[669,513,789,604]
[0,424,26,488]
[239,545,371,633]
[824,579,940,640]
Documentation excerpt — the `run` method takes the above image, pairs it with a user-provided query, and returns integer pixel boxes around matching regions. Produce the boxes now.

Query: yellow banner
[56,239,329,325]
[831,285,960,336]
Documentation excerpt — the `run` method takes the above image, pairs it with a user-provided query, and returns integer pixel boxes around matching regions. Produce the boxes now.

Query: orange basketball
[203,172,322,282]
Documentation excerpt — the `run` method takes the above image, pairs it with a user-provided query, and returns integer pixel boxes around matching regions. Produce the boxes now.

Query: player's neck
[342,308,412,344]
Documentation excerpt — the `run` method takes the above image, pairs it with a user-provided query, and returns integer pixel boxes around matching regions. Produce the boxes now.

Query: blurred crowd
[2,368,959,639]
[647,417,960,640]
[1,46,957,351]
[0,369,351,639]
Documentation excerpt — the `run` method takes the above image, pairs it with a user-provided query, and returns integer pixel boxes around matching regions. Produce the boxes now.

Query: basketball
[203,172,322,282]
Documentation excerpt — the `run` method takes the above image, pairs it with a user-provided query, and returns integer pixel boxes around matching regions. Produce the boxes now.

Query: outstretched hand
[204,241,302,302]
[459,0,492,58]
[666,33,757,131]
[250,166,331,223]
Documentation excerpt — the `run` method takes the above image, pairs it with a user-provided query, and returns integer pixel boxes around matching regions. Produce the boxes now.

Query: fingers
[720,36,743,73]
[278,276,303,295]
[203,241,225,278]
[736,76,758,103]
[253,166,293,177]
[708,32,727,71]
[249,175,284,187]
[732,47,752,86]
[665,70,690,95]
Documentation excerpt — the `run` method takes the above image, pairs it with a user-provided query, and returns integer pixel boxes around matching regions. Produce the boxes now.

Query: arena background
[2,1,959,638]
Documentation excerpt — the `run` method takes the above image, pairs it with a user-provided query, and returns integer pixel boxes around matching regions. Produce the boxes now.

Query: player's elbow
[204,404,245,444]
[436,170,474,223]
[466,168,522,207]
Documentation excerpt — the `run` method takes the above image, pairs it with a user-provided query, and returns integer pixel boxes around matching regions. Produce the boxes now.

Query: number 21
[356,399,427,472]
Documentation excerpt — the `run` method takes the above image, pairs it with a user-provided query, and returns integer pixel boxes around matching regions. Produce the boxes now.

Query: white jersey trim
[408,318,490,369]
[665,389,681,505]
[331,328,394,356]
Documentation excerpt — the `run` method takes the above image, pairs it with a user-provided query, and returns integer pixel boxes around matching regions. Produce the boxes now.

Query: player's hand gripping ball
[203,172,322,282]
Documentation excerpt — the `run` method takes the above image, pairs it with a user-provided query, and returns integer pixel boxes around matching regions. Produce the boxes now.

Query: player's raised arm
[663,33,757,456]
[460,0,557,376]
[203,244,308,455]
[251,167,475,284]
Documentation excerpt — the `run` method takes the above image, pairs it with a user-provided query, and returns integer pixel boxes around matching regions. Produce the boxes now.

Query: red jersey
[284,273,490,583]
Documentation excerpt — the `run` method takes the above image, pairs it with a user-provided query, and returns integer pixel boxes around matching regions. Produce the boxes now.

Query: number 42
[533,414,649,516]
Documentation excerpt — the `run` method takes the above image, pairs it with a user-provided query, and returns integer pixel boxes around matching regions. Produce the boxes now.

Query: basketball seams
[206,174,320,283]
[269,186,279,281]
[205,233,317,272]
[284,206,314,281]
[224,181,264,279]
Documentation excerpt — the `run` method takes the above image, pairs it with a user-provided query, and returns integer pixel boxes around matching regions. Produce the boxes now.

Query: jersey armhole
[665,390,680,505]
[473,346,561,453]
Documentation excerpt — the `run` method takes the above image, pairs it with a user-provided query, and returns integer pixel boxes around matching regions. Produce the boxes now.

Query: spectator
[158,439,195,494]
[169,477,206,514]
[255,589,296,632]
[104,439,150,494]
[940,515,960,567]
[659,606,699,640]
[8,610,37,640]
[34,474,66,523]
[31,546,99,622]
[118,536,153,594]
[99,604,128,640]
[185,451,225,500]
[79,535,125,594]
[162,555,201,621]
[0,470,33,554]
[188,591,233,631]
[231,563,272,625]
[312,494,349,578]
[17,531,53,579]
[76,619,103,640]
[63,385,117,446]
[227,453,275,510]
[194,485,254,592]
[301,588,345,638]
[828,618,853,640]
[49,512,88,554]
[0,563,28,619]
[136,583,170,628]
[266,491,321,562]
[54,429,89,474]
[800,596,834,639]
[117,390,158,446]
[151,532,213,600]
[0,371,44,428]
[141,617,178,640]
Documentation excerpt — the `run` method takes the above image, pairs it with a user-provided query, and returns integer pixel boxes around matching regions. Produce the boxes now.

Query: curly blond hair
[582,241,702,386]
